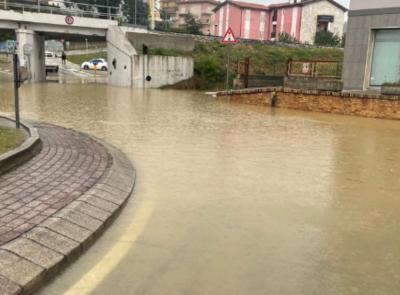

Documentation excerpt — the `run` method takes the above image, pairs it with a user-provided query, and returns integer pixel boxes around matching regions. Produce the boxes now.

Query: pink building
[176,0,219,35]
[213,0,347,44]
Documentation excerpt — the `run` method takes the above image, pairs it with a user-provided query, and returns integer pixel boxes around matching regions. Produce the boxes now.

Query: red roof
[214,0,347,12]
[213,0,268,11]
[177,0,219,5]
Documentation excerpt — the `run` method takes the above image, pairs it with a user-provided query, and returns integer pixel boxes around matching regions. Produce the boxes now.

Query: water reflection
[0,74,400,294]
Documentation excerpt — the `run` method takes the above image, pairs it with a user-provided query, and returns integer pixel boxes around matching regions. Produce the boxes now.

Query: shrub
[314,31,341,47]
[278,32,299,44]
[194,54,224,85]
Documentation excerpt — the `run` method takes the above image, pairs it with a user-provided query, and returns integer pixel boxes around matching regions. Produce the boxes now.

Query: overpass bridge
[0,0,118,81]
[0,1,195,87]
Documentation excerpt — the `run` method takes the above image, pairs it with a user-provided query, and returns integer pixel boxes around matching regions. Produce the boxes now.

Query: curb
[0,117,42,176]
[0,133,136,295]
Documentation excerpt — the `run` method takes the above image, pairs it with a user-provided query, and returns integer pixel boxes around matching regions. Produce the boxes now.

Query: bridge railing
[0,0,121,20]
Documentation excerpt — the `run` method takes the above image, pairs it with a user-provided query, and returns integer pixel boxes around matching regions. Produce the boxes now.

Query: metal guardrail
[0,0,121,19]
[287,60,342,79]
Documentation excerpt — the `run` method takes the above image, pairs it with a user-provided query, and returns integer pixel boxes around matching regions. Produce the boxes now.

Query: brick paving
[0,123,111,246]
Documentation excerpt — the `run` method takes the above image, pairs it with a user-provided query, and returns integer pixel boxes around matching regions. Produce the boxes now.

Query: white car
[81,58,108,71]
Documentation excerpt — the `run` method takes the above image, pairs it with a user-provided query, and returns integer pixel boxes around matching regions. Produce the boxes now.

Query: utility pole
[226,44,231,91]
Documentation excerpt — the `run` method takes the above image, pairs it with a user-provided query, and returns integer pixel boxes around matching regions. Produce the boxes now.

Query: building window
[244,9,251,39]
[317,15,334,32]
[259,11,265,40]
[272,9,277,22]
[370,29,400,86]
[271,24,277,39]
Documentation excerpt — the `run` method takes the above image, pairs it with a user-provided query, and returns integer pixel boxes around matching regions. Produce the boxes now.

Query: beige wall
[350,0,399,10]
[300,0,345,44]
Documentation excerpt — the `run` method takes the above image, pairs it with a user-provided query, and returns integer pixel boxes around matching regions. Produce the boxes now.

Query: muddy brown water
[1,74,400,295]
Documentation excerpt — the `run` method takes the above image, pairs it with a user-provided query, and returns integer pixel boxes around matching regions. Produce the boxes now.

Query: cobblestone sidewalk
[0,123,111,245]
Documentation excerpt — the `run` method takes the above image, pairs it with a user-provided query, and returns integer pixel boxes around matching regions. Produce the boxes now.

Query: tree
[184,13,201,35]
[314,31,341,47]
[123,0,149,25]
[0,30,15,42]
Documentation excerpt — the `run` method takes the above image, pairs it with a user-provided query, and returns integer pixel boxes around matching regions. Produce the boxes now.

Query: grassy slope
[194,41,344,75]
[0,126,25,155]
[67,52,107,66]
[153,41,343,89]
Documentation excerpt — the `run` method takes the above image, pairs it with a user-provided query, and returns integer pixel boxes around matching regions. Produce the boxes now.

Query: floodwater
[1,74,400,295]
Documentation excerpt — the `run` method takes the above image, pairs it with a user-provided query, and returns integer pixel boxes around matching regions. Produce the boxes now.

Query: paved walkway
[0,123,110,245]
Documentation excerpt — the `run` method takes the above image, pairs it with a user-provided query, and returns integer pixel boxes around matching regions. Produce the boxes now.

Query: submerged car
[81,58,108,71]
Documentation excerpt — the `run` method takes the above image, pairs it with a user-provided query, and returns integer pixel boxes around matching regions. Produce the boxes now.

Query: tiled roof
[214,0,348,12]
[213,0,268,11]
[177,0,219,5]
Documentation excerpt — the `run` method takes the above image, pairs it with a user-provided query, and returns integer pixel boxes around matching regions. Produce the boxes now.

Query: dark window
[271,24,277,38]
[272,9,277,22]
[317,15,334,32]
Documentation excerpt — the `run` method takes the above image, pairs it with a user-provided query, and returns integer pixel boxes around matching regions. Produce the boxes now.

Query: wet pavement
[1,74,400,294]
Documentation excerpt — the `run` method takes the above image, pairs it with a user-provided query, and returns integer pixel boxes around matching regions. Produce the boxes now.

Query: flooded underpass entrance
[0,74,399,294]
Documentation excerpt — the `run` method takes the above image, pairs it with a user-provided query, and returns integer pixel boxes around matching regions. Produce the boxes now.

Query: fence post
[287,59,292,77]
[244,57,250,88]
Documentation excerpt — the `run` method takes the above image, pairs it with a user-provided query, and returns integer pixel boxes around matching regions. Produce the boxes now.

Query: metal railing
[0,0,121,20]
[287,60,342,79]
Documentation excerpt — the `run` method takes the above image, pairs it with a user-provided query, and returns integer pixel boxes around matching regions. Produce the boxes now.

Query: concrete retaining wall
[217,87,400,120]
[107,26,194,88]
[132,55,194,88]
[127,31,195,52]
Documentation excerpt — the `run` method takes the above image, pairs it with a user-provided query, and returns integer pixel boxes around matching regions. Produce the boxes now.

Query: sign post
[222,27,237,91]
[12,53,20,129]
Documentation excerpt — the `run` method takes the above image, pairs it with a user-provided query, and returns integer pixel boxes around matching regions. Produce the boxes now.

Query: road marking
[62,201,155,295]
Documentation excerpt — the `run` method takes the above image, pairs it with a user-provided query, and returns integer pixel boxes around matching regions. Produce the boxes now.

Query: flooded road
[1,75,400,294]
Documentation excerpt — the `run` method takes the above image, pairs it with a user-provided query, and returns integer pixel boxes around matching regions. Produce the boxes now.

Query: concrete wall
[16,29,45,82]
[350,0,399,10]
[132,55,194,88]
[107,26,137,87]
[300,0,345,44]
[107,26,194,88]
[126,30,194,52]
[218,87,400,120]
[343,12,400,90]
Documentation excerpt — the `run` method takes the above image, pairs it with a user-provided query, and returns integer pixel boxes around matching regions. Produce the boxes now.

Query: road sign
[222,27,237,44]
[65,15,74,25]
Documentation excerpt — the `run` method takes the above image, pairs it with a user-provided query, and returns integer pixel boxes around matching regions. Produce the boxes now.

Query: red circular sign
[65,16,74,25]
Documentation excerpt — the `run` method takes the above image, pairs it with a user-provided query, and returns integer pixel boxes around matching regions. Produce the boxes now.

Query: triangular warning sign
[222,27,237,44]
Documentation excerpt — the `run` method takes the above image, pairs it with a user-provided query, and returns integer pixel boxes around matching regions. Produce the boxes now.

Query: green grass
[67,52,107,65]
[0,126,25,155]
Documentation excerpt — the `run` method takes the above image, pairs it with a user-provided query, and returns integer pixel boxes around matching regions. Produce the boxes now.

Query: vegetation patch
[0,126,25,155]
